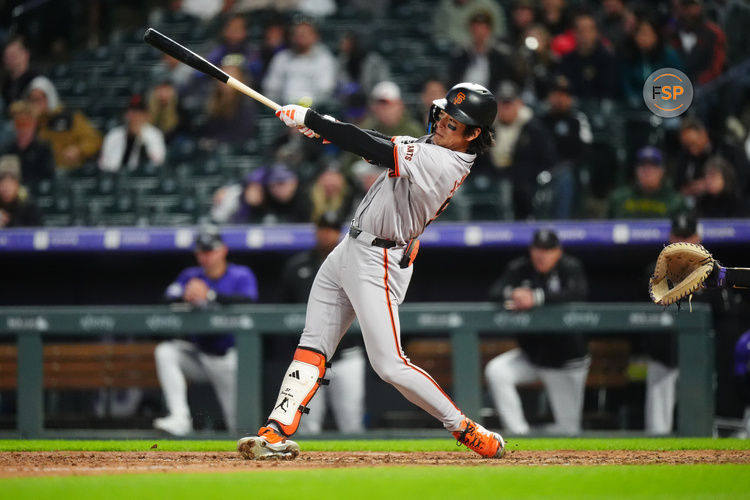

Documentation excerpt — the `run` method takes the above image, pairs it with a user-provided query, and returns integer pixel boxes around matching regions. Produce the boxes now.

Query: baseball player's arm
[709,265,750,289]
[304,109,395,167]
[276,105,395,166]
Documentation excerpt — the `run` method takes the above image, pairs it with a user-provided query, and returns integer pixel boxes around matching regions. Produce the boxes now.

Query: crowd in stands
[1,0,750,229]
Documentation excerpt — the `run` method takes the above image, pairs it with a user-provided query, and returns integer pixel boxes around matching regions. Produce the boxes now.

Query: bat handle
[226,77,281,111]
[226,76,324,140]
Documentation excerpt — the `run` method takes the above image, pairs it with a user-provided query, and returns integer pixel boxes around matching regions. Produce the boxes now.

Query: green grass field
[2,439,750,500]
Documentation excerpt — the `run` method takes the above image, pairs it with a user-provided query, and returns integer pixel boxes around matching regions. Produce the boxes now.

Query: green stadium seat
[41,192,83,227]
[122,162,161,192]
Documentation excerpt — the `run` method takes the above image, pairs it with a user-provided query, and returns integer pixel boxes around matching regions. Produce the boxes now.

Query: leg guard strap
[268,347,327,436]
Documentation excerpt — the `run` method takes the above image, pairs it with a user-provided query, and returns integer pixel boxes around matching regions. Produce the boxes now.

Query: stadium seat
[122,162,161,192]
[461,174,514,221]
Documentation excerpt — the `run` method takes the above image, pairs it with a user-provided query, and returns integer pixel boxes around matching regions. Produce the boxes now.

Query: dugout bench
[0,302,713,438]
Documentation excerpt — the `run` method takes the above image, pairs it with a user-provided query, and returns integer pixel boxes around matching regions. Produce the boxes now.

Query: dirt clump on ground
[1,450,749,477]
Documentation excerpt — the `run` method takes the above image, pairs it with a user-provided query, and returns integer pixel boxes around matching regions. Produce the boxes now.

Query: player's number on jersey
[427,196,453,226]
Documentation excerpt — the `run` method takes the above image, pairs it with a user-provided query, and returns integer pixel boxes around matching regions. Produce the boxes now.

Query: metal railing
[0,302,713,438]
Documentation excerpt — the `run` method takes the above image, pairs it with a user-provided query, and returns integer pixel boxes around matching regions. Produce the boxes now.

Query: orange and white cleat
[452,418,506,458]
[237,426,300,460]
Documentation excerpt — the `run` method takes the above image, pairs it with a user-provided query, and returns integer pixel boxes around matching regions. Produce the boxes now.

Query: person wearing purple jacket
[153,225,258,436]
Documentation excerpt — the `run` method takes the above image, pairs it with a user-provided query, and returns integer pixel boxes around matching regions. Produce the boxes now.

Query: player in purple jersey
[153,225,258,436]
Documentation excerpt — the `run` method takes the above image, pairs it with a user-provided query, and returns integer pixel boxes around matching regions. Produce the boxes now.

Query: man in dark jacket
[560,10,618,100]
[1,36,38,111]
[488,80,558,219]
[669,0,726,85]
[4,100,55,189]
[485,229,590,435]
[449,11,517,93]
[0,154,42,228]
[540,75,593,166]
[675,116,748,198]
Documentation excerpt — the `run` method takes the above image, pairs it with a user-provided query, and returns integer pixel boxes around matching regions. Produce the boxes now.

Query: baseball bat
[143,28,281,112]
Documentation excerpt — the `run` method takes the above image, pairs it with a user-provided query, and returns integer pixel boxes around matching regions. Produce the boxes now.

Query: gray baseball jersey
[354,136,476,244]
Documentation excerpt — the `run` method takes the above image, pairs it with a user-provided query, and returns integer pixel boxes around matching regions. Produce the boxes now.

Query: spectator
[507,0,538,47]
[148,80,188,143]
[608,146,686,219]
[433,0,508,48]
[309,167,354,223]
[540,75,592,167]
[211,168,267,224]
[278,211,366,435]
[597,0,636,50]
[0,154,43,228]
[253,163,310,224]
[695,155,746,218]
[485,228,590,435]
[27,76,102,171]
[262,18,336,105]
[540,0,571,37]
[539,75,592,218]
[2,36,37,111]
[675,117,748,198]
[3,100,54,189]
[297,0,337,18]
[560,10,618,101]
[336,31,391,97]
[177,0,225,21]
[488,80,558,219]
[151,53,196,91]
[449,11,516,93]
[669,0,726,85]
[722,0,750,66]
[514,24,561,104]
[99,94,166,172]
[359,81,424,139]
[259,20,287,81]
[620,14,683,108]
[206,15,263,85]
[419,78,448,125]
[198,54,258,146]
[154,225,258,436]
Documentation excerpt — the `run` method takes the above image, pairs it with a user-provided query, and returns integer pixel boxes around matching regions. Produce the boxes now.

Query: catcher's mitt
[649,242,716,306]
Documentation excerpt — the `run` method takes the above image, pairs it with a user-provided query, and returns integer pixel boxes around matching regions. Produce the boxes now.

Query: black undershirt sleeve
[305,110,396,168]
[726,268,750,288]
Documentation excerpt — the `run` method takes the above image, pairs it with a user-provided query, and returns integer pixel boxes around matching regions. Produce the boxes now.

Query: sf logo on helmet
[453,92,466,105]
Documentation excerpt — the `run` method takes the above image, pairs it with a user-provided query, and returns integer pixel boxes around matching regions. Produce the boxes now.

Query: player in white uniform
[238,83,505,459]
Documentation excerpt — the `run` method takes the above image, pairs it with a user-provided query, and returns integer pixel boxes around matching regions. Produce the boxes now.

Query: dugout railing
[0,302,713,438]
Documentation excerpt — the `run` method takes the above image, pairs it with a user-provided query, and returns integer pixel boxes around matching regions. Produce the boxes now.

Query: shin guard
[268,347,329,436]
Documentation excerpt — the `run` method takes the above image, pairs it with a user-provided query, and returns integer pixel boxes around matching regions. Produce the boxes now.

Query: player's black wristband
[305,110,395,168]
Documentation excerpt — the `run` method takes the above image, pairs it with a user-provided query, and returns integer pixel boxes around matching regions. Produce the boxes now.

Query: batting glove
[297,126,316,138]
[276,105,308,128]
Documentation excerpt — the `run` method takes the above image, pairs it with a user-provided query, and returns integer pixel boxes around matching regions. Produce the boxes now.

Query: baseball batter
[238,83,504,459]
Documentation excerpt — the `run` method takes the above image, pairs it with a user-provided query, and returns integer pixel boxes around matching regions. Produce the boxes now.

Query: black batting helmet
[429,82,497,131]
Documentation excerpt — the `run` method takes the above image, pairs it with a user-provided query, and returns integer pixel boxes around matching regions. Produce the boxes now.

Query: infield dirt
[1,450,750,477]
